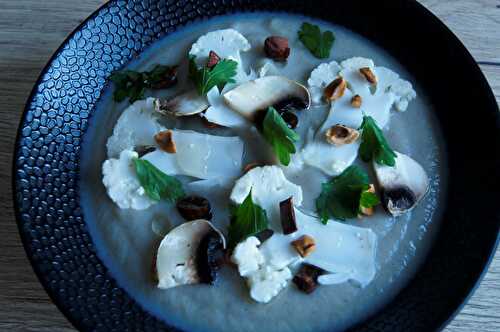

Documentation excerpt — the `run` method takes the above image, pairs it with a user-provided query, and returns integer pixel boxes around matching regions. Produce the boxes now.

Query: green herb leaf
[133,158,185,202]
[109,64,177,103]
[358,116,397,166]
[227,190,269,248]
[262,107,300,166]
[189,56,238,96]
[298,22,335,59]
[315,165,379,223]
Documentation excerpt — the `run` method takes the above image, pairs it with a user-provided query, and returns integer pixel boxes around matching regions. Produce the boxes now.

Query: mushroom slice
[154,91,209,117]
[223,76,311,120]
[373,152,429,216]
[156,219,226,289]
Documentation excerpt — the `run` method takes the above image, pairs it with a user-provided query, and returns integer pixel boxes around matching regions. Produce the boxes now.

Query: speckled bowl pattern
[12,0,500,331]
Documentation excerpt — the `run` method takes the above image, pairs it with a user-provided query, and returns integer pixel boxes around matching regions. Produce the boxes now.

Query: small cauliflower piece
[231,236,265,277]
[189,29,251,83]
[231,236,293,304]
[102,150,155,210]
[106,98,164,158]
[230,166,303,228]
[247,265,292,303]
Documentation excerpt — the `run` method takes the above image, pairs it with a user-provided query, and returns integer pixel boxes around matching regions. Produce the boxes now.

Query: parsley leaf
[133,158,185,202]
[109,65,177,103]
[262,107,300,166]
[227,190,269,248]
[298,22,335,59]
[315,166,380,223]
[189,56,238,96]
[358,116,397,166]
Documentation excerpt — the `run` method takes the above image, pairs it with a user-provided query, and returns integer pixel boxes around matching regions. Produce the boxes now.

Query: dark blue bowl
[13,0,500,331]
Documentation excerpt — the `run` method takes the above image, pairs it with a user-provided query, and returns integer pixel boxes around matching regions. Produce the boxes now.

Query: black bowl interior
[12,0,500,331]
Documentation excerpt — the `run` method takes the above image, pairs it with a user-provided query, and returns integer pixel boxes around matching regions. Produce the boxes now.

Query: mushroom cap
[223,76,311,119]
[156,219,225,289]
[373,151,429,216]
[154,91,209,117]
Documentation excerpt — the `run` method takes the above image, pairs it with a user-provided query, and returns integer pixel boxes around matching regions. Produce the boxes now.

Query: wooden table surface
[0,0,499,331]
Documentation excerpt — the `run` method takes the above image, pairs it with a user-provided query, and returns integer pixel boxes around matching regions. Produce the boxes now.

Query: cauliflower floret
[106,98,164,158]
[307,61,341,104]
[230,166,303,228]
[231,236,293,304]
[231,236,265,277]
[247,265,292,303]
[189,29,251,83]
[102,150,154,210]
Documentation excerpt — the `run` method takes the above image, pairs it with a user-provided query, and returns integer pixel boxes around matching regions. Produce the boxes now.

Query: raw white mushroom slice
[204,86,248,127]
[230,166,303,229]
[106,98,164,158]
[259,208,377,287]
[142,130,244,180]
[373,152,429,216]
[156,219,225,290]
[223,76,311,119]
[102,150,155,210]
[189,29,251,83]
[154,91,209,117]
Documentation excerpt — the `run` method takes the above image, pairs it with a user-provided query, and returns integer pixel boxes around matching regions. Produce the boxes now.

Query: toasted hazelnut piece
[324,77,346,101]
[359,67,377,84]
[264,36,291,61]
[291,235,316,258]
[293,264,323,294]
[154,130,176,153]
[360,184,376,217]
[351,94,362,108]
[206,50,221,69]
[325,124,359,146]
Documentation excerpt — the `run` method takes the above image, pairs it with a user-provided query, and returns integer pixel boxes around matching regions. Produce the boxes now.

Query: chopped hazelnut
[351,94,362,108]
[291,235,316,257]
[359,184,377,217]
[154,130,176,153]
[206,50,221,69]
[324,77,346,101]
[293,264,323,294]
[264,36,290,61]
[325,124,359,146]
[359,67,377,84]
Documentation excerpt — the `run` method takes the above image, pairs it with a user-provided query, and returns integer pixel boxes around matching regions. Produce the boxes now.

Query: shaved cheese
[106,98,164,158]
[260,209,377,287]
[142,130,244,181]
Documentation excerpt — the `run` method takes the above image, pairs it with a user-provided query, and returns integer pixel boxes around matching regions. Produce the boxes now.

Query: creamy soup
[80,13,446,332]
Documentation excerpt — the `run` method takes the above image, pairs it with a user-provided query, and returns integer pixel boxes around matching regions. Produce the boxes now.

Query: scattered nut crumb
[324,77,347,101]
[291,235,316,257]
[359,184,376,217]
[325,124,359,146]
[154,130,176,153]
[351,94,362,108]
[359,67,377,84]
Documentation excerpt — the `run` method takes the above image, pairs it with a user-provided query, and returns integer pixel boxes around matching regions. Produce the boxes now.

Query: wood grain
[0,0,498,331]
